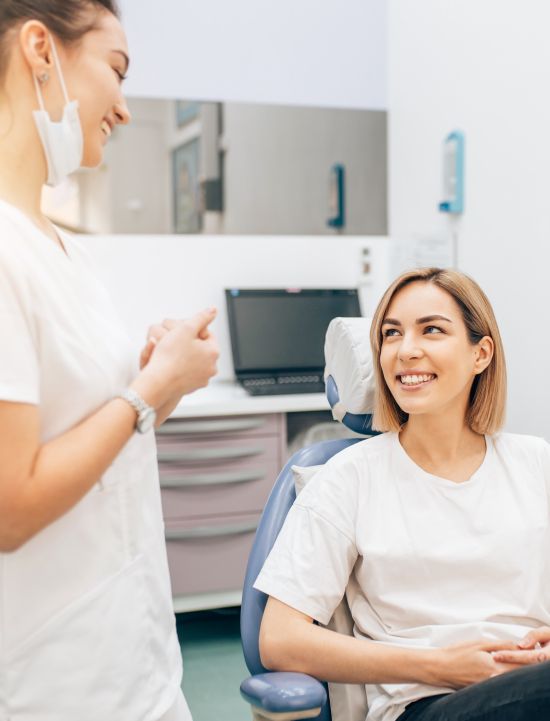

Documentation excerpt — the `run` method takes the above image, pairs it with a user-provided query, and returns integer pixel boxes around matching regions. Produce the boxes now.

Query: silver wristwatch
[119,389,156,433]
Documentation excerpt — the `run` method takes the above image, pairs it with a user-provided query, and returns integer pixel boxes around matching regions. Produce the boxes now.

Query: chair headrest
[324,317,376,435]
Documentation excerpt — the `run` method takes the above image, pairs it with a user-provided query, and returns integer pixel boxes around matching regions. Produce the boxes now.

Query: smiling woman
[370,267,506,436]
[369,267,506,484]
[0,2,218,720]
[255,266,550,721]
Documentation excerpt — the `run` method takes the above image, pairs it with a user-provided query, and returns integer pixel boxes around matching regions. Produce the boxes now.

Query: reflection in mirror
[42,99,387,236]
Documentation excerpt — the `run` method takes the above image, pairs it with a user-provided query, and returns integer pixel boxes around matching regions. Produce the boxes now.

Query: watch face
[137,408,156,433]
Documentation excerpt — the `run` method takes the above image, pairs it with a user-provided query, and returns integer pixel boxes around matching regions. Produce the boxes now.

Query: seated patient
[254,267,550,721]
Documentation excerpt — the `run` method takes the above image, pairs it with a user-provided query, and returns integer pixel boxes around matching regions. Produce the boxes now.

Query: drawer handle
[158,447,264,463]
[160,470,264,488]
[165,521,259,540]
[156,418,266,435]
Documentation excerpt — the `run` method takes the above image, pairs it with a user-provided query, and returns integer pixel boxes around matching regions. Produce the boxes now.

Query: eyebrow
[382,314,453,326]
[112,49,130,73]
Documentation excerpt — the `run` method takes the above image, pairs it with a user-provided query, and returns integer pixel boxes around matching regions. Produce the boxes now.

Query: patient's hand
[490,627,550,666]
[434,639,525,689]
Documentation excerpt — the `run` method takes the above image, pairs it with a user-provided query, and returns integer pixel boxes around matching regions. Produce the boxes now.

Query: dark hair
[0,0,120,78]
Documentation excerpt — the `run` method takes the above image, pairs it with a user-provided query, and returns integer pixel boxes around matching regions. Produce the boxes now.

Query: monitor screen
[225,288,361,374]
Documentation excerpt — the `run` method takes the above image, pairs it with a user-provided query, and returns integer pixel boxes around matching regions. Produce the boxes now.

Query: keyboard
[241,375,325,396]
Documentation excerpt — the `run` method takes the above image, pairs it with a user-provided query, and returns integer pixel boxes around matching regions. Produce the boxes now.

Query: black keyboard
[241,375,325,396]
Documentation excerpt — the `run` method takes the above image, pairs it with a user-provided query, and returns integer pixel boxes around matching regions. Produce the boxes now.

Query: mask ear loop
[48,34,71,105]
[32,72,46,111]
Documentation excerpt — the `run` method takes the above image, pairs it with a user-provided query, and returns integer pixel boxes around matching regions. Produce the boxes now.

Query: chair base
[251,708,322,721]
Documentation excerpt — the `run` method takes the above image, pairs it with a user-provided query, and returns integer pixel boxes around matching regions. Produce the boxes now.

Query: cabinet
[157,382,330,612]
[156,412,287,612]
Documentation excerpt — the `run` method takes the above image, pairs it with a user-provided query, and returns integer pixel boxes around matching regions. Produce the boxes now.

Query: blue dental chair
[240,348,378,721]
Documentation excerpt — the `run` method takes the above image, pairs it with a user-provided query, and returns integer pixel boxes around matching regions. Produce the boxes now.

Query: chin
[394,398,431,416]
[81,144,104,169]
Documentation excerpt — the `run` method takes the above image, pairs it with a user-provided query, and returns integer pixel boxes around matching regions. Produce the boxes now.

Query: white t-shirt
[255,430,550,721]
[0,200,185,721]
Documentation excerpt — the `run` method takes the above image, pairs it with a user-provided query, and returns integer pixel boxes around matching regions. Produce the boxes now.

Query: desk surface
[171,380,329,418]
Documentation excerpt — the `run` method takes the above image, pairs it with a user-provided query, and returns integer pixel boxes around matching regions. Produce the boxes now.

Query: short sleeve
[254,465,359,625]
[0,258,39,404]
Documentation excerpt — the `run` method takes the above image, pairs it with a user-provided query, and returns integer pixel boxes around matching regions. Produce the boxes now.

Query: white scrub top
[0,200,186,721]
[256,431,550,721]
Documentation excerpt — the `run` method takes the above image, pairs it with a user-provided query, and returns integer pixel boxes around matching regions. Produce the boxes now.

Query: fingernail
[518,638,531,648]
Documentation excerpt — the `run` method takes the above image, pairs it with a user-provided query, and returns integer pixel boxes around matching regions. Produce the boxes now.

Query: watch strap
[119,388,152,417]
[118,389,157,433]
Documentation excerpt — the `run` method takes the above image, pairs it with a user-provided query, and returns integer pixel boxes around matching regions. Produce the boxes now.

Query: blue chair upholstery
[325,375,375,436]
[240,437,365,721]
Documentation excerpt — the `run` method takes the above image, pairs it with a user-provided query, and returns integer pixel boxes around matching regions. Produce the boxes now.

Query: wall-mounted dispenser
[438,130,464,214]
[327,163,345,229]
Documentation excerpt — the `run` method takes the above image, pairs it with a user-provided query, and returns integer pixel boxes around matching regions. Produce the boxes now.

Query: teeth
[101,120,112,137]
[400,374,435,385]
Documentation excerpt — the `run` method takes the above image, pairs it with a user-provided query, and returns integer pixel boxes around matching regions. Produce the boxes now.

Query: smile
[100,120,112,138]
[397,373,436,388]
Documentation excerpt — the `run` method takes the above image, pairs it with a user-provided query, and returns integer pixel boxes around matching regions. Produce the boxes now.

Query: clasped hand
[490,626,550,667]
[438,628,550,690]
[137,308,219,402]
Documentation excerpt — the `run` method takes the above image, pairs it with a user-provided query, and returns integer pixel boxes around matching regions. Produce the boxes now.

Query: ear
[18,20,54,78]
[473,335,494,375]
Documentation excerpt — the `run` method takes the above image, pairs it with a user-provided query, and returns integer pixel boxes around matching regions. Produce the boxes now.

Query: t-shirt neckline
[0,197,72,261]
[393,431,493,488]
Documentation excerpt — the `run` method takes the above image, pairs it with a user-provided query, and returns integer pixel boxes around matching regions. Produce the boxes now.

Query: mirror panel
[42,99,387,236]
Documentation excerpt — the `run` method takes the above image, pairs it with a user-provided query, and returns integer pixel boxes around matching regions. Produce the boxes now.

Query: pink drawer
[156,434,281,468]
[165,513,259,596]
[156,414,282,440]
[160,454,280,520]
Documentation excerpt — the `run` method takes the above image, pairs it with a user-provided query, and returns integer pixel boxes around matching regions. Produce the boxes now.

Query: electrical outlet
[358,244,373,283]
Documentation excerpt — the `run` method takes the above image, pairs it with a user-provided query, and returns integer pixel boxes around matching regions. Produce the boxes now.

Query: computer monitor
[225,288,361,395]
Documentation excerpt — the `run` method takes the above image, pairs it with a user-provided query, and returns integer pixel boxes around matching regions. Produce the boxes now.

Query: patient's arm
[259,597,522,690]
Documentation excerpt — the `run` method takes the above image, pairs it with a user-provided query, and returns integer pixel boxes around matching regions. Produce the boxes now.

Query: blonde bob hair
[369,267,506,434]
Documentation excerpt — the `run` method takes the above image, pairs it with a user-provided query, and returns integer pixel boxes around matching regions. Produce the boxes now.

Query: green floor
[177,608,251,721]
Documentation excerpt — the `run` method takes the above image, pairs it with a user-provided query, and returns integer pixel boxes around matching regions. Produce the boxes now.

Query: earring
[38,72,49,85]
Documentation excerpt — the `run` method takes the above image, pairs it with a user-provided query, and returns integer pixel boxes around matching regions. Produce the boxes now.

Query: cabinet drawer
[156,434,280,467]
[166,513,259,596]
[156,414,281,440]
[161,455,280,520]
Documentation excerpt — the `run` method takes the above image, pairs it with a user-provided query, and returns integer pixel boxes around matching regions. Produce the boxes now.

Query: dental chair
[240,317,376,721]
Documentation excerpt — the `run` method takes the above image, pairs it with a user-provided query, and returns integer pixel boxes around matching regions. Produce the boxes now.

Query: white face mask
[32,36,83,187]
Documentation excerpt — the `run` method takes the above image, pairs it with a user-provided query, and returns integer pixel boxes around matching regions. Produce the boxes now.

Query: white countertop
[170,380,329,418]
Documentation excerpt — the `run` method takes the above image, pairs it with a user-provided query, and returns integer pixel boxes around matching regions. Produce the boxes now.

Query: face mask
[32,36,83,187]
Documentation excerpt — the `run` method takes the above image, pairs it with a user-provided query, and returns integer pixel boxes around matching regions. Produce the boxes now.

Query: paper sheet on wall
[390,235,455,277]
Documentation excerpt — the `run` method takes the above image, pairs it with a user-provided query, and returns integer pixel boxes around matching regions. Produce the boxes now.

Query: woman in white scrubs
[0,2,216,719]
[257,268,550,721]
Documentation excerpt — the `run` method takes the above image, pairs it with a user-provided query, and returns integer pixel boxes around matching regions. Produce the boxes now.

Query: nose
[114,97,131,126]
[397,332,423,362]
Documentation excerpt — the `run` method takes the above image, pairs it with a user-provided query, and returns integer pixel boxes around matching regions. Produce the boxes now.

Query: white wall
[119,0,387,109]
[81,235,390,380]
[388,0,550,438]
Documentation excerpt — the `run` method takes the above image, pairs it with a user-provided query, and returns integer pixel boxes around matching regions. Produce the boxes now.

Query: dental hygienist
[0,2,218,719]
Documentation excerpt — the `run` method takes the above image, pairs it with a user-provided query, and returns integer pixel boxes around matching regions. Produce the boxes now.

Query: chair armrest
[240,671,326,720]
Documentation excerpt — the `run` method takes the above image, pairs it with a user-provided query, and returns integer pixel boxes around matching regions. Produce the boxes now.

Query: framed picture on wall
[172,138,201,234]
[175,100,200,128]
